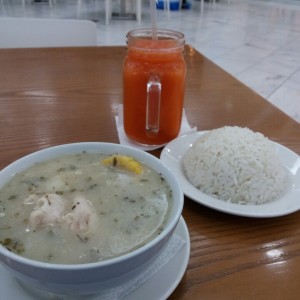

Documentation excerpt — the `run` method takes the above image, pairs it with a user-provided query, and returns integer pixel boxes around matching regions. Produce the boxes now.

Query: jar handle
[146,74,161,136]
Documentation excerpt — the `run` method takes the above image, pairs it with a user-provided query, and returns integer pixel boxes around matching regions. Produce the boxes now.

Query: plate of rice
[160,126,300,218]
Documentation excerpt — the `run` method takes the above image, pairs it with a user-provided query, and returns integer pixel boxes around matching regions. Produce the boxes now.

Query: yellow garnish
[102,155,143,175]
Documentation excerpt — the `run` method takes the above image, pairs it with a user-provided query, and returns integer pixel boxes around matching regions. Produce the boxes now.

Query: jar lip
[127,28,185,39]
[126,28,185,52]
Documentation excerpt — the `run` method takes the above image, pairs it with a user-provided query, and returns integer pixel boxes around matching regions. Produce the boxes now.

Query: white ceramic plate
[0,217,190,300]
[160,131,300,218]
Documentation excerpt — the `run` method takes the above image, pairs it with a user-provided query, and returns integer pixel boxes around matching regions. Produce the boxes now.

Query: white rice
[183,126,289,205]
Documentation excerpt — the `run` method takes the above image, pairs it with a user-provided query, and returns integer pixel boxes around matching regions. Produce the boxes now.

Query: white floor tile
[289,69,300,85]
[1,0,300,123]
[269,80,300,122]
[237,67,287,98]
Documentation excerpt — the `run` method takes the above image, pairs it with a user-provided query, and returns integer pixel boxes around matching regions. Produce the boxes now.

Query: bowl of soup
[0,142,183,296]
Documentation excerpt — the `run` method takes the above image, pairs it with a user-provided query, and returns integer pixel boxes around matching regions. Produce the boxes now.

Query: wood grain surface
[1,46,300,300]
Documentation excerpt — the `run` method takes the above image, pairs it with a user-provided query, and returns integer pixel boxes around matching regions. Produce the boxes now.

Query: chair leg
[105,0,110,25]
[136,0,141,23]
[77,0,82,18]
[164,0,170,18]
[179,0,183,10]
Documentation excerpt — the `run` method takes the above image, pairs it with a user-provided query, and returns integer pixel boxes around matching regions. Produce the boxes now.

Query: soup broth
[0,152,172,264]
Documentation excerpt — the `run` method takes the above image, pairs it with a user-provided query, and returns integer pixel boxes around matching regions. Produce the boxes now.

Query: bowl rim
[0,142,183,271]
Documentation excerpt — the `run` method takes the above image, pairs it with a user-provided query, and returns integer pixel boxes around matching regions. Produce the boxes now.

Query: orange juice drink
[123,29,186,145]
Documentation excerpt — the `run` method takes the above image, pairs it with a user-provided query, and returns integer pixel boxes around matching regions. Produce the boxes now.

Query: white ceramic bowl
[0,142,184,296]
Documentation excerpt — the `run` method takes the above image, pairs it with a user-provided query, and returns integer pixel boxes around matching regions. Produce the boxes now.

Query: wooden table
[1,46,300,300]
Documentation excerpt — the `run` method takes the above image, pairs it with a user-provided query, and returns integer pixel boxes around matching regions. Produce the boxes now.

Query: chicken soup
[0,153,172,264]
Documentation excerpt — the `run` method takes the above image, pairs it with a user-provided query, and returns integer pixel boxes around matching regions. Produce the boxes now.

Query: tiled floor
[1,0,300,123]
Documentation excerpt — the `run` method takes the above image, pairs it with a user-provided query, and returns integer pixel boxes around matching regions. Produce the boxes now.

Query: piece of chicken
[63,195,98,238]
[25,193,66,229]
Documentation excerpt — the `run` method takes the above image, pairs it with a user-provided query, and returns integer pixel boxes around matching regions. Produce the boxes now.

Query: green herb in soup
[0,153,172,264]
